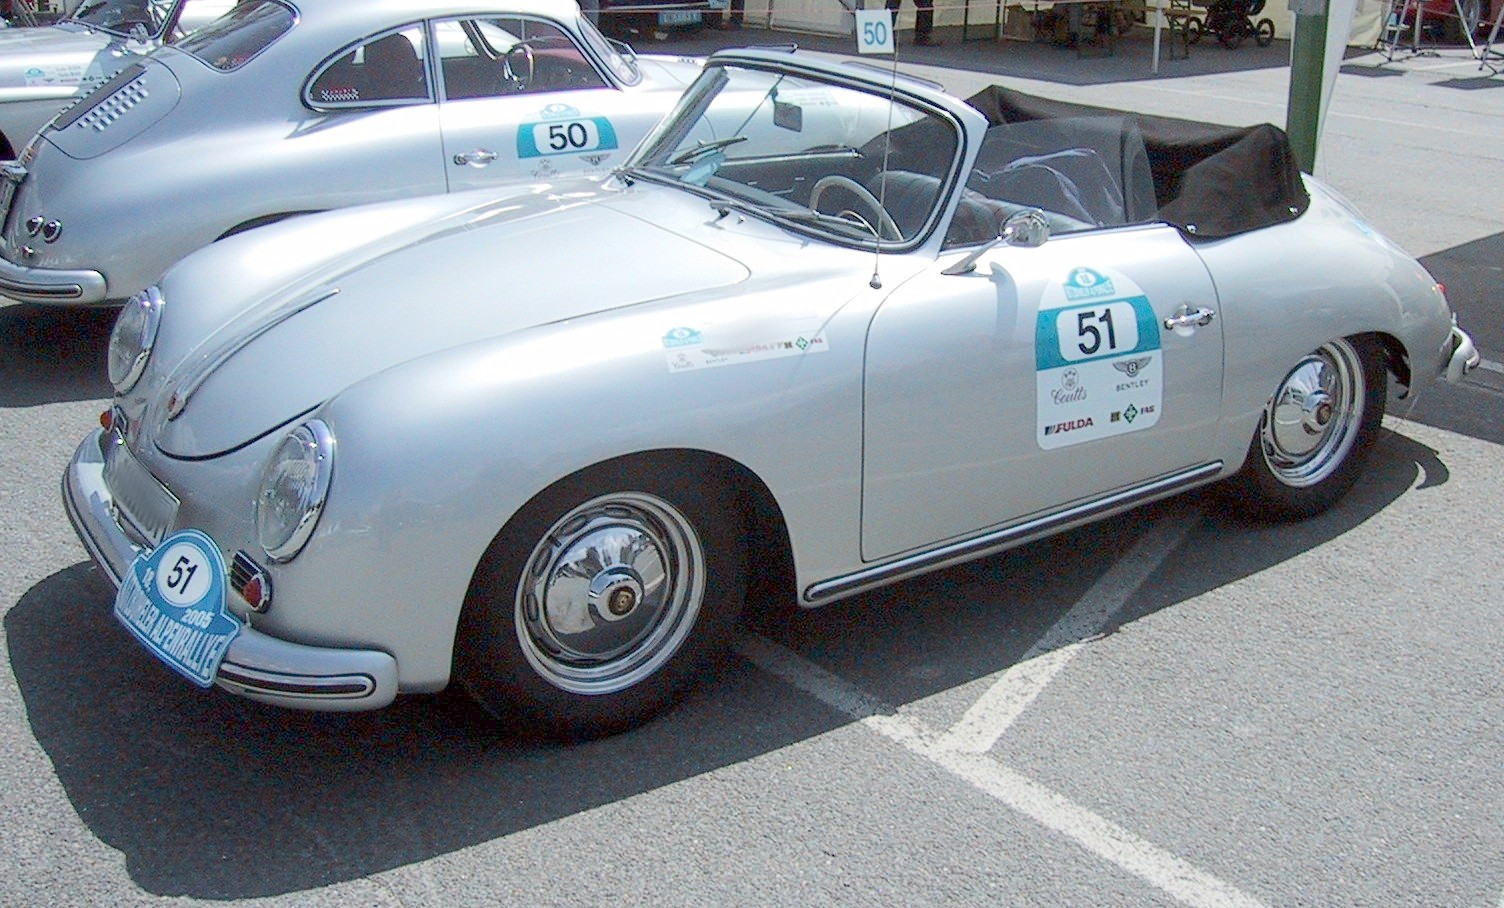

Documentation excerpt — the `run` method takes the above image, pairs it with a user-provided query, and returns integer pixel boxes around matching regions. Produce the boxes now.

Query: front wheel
[1225,337,1387,521]
[455,460,746,740]
[1254,17,1275,46]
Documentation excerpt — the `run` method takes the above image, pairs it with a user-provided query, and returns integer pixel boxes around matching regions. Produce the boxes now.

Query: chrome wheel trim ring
[515,491,704,695]
[1259,339,1365,488]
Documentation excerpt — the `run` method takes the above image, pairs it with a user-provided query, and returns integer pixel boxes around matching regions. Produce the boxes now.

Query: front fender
[264,272,892,690]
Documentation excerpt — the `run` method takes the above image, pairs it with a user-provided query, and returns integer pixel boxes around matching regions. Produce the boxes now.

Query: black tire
[1255,18,1275,46]
[455,457,746,740]
[1225,337,1387,521]
[1187,17,1204,44]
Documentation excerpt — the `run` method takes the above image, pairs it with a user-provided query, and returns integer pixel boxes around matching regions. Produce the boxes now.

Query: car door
[432,16,660,190]
[300,24,447,203]
[861,223,1223,561]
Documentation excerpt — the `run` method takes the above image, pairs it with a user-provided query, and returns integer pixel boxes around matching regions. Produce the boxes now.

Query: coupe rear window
[177,0,296,72]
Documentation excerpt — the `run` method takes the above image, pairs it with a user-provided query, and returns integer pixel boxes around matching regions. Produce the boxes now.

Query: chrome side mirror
[942,209,1051,276]
[1001,208,1050,248]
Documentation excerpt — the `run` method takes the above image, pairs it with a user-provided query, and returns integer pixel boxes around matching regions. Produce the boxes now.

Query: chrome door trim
[804,461,1224,604]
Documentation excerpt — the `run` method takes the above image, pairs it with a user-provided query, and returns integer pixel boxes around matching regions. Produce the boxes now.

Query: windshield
[630,62,960,247]
[71,0,173,37]
[177,0,295,71]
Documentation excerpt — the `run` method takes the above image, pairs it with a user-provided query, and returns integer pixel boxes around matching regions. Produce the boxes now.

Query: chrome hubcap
[1260,340,1364,488]
[516,492,704,695]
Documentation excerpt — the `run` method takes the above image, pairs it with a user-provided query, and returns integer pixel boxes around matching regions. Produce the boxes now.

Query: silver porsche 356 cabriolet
[65,48,1477,739]
[0,0,701,306]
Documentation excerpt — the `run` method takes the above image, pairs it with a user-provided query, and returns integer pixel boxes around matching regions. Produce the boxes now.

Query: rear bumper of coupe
[0,247,109,305]
[62,428,400,711]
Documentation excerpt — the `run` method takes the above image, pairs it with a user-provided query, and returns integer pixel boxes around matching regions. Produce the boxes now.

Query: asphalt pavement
[2,21,1503,908]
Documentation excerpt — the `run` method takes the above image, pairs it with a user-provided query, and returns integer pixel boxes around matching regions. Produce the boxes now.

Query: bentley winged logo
[1112,356,1152,378]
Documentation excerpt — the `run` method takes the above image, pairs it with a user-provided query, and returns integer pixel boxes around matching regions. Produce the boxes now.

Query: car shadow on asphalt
[0,302,114,407]
[4,425,1446,899]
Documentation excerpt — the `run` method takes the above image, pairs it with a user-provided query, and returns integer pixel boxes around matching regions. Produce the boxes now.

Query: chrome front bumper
[62,429,399,711]
[0,247,109,305]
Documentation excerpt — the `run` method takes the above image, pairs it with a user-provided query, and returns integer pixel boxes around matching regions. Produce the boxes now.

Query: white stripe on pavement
[735,633,1268,908]
[938,501,1204,755]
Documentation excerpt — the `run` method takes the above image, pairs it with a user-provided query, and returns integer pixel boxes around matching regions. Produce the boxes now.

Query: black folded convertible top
[966,86,1310,239]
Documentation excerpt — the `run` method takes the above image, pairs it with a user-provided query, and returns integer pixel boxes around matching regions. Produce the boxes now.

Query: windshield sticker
[24,64,85,87]
[1036,268,1162,450]
[663,322,828,372]
[518,104,619,159]
[113,529,242,688]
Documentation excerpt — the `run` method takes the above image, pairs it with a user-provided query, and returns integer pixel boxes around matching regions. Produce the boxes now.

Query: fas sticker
[662,321,828,372]
[113,529,242,688]
[1035,267,1162,449]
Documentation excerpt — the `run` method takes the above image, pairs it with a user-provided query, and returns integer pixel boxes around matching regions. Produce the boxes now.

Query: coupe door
[433,17,657,191]
[861,225,1224,561]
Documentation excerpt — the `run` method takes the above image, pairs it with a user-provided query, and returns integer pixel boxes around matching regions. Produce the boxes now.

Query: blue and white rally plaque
[113,529,242,688]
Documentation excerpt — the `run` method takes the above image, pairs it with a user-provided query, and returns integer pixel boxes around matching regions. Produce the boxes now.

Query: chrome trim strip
[804,462,1224,604]
[216,664,375,700]
[166,288,338,420]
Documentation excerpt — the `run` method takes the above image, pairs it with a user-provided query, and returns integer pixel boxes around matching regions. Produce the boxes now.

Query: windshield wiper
[669,136,747,166]
[709,199,881,239]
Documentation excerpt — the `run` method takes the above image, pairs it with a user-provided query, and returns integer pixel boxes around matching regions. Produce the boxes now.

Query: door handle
[1163,304,1216,331]
[453,149,498,167]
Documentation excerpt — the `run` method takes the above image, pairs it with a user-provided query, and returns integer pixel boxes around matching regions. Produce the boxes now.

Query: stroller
[1189,0,1276,48]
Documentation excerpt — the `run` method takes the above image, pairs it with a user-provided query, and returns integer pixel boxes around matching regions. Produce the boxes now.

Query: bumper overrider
[1446,319,1480,384]
[63,428,399,711]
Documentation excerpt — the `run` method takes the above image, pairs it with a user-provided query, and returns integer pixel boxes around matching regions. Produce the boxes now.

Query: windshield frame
[625,59,967,253]
[70,0,179,40]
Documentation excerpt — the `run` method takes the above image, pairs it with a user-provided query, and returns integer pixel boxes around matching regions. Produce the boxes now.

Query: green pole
[1285,0,1330,174]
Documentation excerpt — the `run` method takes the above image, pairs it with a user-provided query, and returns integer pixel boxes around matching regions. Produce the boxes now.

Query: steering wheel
[503,41,536,90]
[809,175,902,241]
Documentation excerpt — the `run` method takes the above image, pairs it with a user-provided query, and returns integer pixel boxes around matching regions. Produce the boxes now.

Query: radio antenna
[869,44,902,290]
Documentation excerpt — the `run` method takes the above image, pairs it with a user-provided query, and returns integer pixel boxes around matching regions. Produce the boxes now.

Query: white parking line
[938,502,1204,755]
[735,633,1268,908]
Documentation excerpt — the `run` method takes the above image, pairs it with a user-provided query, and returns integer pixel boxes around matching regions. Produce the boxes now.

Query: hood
[147,182,751,458]
[634,53,704,89]
[0,25,118,91]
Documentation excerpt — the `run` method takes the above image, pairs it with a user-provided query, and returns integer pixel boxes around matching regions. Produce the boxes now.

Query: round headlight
[107,287,163,393]
[255,420,335,563]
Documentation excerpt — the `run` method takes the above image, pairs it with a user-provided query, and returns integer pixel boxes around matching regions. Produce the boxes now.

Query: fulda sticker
[1035,267,1162,449]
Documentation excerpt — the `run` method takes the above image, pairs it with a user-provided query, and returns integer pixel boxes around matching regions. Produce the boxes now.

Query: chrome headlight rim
[255,419,335,563]
[107,286,163,393]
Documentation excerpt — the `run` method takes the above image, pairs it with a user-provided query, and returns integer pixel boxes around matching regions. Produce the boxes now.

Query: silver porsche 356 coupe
[0,0,233,159]
[0,0,701,306]
[65,48,1477,739]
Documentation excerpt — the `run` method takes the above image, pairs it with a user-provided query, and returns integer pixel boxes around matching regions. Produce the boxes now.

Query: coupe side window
[436,16,606,101]
[307,26,431,108]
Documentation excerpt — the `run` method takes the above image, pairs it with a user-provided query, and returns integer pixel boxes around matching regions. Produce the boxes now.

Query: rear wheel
[1226,337,1387,520]
[456,459,746,740]
[1255,17,1275,45]
[1187,17,1204,43]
